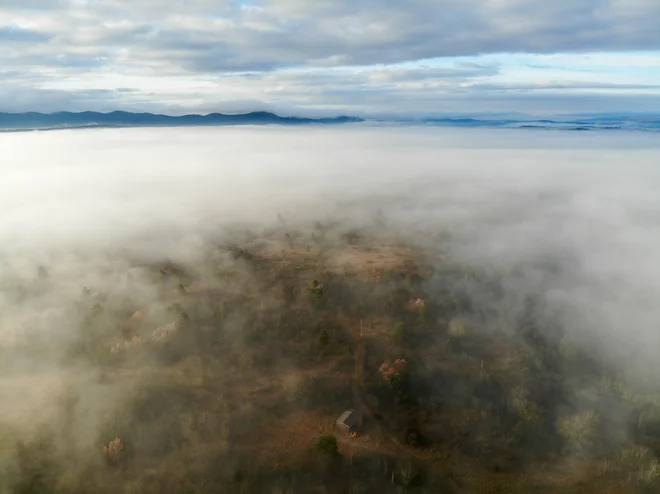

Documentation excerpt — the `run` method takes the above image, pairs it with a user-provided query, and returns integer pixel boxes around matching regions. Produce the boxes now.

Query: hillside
[3,111,659,133]
[3,223,660,494]
[0,111,363,131]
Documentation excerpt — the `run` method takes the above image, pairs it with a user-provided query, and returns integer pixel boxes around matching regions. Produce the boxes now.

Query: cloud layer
[2,125,660,369]
[1,0,659,114]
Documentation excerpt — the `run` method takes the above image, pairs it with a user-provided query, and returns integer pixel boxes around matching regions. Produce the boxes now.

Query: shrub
[11,428,63,494]
[395,460,423,487]
[510,387,542,422]
[103,437,126,465]
[308,280,324,298]
[316,435,339,456]
[620,445,652,469]
[318,329,330,347]
[639,460,660,488]
[448,319,468,338]
[556,410,600,454]
[392,322,406,345]
[290,377,313,404]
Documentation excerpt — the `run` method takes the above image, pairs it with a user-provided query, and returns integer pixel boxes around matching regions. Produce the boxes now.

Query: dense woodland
[2,222,660,493]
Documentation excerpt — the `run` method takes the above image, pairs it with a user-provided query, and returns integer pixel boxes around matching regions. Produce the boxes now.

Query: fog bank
[2,126,659,358]
[1,126,660,486]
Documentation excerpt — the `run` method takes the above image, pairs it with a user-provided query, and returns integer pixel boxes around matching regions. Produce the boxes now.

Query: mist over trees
[1,126,660,493]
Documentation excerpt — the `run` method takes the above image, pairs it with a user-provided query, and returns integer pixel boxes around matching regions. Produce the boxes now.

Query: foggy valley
[1,125,660,493]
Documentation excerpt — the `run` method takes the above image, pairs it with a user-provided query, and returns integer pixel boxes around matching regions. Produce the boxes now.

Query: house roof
[336,409,358,426]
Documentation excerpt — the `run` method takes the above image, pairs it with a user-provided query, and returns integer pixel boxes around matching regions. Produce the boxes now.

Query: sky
[0,0,659,116]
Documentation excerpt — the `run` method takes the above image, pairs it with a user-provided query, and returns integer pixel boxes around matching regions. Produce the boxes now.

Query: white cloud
[0,1,659,113]
[1,126,660,373]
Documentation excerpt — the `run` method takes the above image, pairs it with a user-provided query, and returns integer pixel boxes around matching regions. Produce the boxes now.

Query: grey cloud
[0,86,160,114]
[209,68,660,114]
[467,81,660,91]
[1,0,658,114]
[522,62,604,73]
[2,0,659,76]
[0,25,52,43]
[366,65,500,82]
[167,88,660,118]
[0,0,65,9]
[0,71,50,83]
[300,86,660,116]
[2,70,658,116]
[254,0,659,62]
[227,64,499,90]
[8,52,110,69]
[71,23,159,46]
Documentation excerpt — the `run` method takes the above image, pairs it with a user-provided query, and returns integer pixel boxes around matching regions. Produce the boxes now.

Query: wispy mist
[1,125,659,491]
[2,125,660,367]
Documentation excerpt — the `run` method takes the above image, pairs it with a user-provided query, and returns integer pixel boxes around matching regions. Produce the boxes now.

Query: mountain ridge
[1,110,659,132]
[0,110,363,131]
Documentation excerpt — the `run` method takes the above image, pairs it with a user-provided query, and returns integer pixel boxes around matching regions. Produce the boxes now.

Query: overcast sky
[1,0,659,116]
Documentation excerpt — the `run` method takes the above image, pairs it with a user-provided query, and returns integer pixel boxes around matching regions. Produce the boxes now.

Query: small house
[336,409,359,434]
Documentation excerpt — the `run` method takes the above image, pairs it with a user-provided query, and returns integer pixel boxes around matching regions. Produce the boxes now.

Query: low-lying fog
[2,125,660,351]
[1,125,660,465]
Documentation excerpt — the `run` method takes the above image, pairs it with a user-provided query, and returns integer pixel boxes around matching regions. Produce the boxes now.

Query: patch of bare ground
[248,408,396,465]
[251,410,333,463]
[326,245,417,272]
[337,433,394,457]
[255,238,417,275]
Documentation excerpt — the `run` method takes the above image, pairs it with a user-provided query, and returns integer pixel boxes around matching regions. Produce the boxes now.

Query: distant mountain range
[389,115,660,132]
[1,111,658,132]
[0,111,363,131]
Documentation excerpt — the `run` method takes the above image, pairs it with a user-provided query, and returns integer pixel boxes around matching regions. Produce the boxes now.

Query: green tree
[316,435,339,456]
[393,322,406,345]
[318,329,330,347]
[557,410,600,455]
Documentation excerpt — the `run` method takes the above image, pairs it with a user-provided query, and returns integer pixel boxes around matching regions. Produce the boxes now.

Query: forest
[2,220,660,494]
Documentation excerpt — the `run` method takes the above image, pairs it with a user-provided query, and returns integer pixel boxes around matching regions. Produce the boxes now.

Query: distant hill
[0,111,363,131]
[2,110,658,132]
[385,115,660,131]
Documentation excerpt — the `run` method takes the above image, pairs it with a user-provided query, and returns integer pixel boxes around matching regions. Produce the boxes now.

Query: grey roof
[336,410,358,426]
